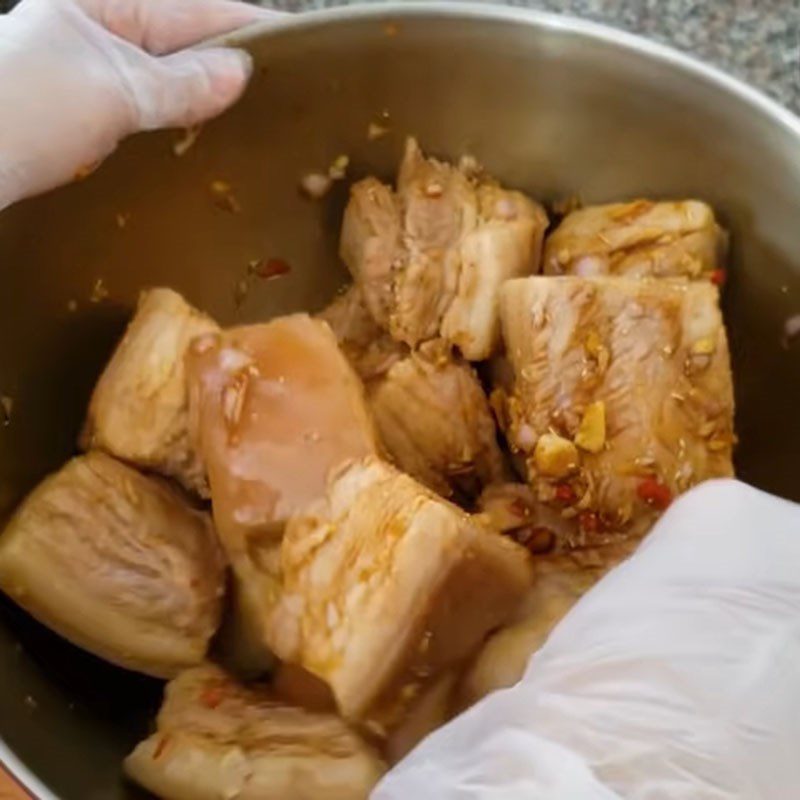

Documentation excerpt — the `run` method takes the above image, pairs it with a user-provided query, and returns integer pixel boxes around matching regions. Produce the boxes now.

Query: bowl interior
[0,6,798,798]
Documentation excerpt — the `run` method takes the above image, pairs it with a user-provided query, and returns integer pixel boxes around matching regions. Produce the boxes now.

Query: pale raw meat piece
[0,452,224,678]
[341,138,548,359]
[267,457,532,726]
[186,314,379,669]
[82,287,219,495]
[317,284,406,382]
[319,290,507,500]
[368,341,507,500]
[543,199,727,279]
[125,664,384,800]
[340,177,403,330]
[459,541,636,707]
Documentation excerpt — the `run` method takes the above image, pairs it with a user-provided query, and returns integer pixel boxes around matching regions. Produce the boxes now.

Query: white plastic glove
[374,480,800,800]
[0,0,281,210]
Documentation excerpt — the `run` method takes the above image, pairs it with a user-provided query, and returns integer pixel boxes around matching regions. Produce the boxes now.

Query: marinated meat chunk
[543,199,727,279]
[317,285,406,382]
[269,659,454,767]
[499,276,735,547]
[339,178,403,330]
[125,664,384,800]
[186,315,379,668]
[186,313,379,542]
[318,289,505,499]
[477,482,573,554]
[459,542,636,707]
[0,452,224,678]
[341,138,547,359]
[368,342,507,500]
[82,287,218,496]
[267,457,532,725]
[478,482,539,533]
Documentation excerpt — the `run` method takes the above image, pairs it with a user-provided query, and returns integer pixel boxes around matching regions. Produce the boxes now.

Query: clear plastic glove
[0,0,282,210]
[374,479,800,800]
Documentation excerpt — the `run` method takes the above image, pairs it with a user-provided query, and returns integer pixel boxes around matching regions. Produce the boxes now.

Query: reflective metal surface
[0,4,798,798]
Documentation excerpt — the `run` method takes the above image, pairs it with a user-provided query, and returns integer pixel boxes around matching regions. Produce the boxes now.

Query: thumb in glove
[0,0,282,209]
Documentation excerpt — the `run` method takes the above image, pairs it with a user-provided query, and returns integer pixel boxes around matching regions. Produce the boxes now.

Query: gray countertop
[263,0,800,113]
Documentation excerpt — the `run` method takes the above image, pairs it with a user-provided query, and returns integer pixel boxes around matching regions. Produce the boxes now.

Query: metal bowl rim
[2,2,799,797]
[225,1,800,138]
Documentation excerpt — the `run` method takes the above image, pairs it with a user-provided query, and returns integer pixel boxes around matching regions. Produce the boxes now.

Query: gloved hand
[0,0,281,210]
[374,480,800,800]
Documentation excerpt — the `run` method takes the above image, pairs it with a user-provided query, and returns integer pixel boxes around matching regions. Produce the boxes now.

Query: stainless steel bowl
[1,4,798,797]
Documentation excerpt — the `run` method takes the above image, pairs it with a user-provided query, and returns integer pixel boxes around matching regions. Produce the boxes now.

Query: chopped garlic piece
[172,125,201,157]
[575,401,606,454]
[534,433,579,478]
[691,337,716,355]
[300,173,332,199]
[329,155,350,180]
[584,330,603,357]
[89,278,109,304]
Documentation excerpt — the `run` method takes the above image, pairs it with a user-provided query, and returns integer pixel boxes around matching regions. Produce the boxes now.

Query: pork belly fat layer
[185,314,379,669]
[186,313,378,547]
[544,199,727,279]
[125,664,385,800]
[341,138,548,359]
[267,457,532,724]
[82,287,218,496]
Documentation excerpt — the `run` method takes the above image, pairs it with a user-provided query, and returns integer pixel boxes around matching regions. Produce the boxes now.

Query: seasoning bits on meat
[125,664,385,800]
[543,199,728,279]
[499,276,734,547]
[340,137,548,359]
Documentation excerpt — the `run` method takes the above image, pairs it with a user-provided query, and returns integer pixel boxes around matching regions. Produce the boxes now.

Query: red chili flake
[200,684,224,709]
[508,496,531,519]
[578,511,600,534]
[516,526,556,554]
[153,735,170,760]
[637,477,673,510]
[709,268,727,287]
[554,483,576,505]
[249,258,291,280]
